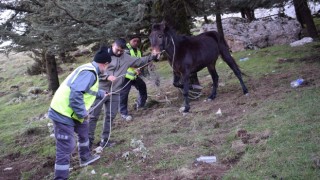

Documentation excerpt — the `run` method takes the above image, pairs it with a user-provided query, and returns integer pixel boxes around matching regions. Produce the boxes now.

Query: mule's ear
[152,23,157,30]
[160,20,167,31]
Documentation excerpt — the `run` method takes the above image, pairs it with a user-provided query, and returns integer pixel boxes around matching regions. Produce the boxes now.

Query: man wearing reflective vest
[48,47,111,180]
[119,36,148,121]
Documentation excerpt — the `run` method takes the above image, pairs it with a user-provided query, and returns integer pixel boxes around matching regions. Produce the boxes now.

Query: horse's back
[199,30,219,36]
[198,31,221,42]
[176,32,220,70]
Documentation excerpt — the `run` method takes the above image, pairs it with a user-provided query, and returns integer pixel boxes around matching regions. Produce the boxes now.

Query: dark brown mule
[149,21,248,113]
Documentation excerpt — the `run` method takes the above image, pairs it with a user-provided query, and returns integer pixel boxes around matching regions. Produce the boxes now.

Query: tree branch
[30,0,44,7]
[52,0,107,27]
[0,3,34,13]
[52,0,83,24]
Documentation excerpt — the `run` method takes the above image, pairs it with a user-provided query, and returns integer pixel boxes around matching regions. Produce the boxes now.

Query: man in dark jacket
[88,38,158,149]
[48,47,111,180]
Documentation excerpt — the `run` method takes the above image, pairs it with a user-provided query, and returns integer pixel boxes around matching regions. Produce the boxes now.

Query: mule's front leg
[173,73,183,89]
[181,75,190,113]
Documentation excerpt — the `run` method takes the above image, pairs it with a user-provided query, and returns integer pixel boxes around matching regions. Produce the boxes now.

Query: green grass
[0,40,320,179]
[224,89,320,179]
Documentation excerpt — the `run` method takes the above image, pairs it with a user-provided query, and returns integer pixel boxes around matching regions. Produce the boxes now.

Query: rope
[56,59,157,163]
[166,35,202,100]
[178,88,202,100]
[92,60,156,152]
[93,73,129,152]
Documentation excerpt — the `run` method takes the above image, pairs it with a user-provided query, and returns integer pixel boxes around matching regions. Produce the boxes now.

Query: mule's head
[149,21,168,55]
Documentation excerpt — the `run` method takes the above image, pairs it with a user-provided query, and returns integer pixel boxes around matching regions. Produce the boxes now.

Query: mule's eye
[158,34,163,39]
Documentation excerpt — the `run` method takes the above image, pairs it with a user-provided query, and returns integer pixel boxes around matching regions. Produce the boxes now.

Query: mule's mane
[152,23,163,31]
[153,22,194,40]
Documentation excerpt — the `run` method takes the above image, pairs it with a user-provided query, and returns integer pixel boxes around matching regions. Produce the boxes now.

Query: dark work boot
[80,154,100,167]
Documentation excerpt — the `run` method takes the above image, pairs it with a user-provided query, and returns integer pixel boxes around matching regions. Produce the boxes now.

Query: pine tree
[0,0,151,93]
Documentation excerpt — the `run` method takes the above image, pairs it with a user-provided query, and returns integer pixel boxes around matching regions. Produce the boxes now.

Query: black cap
[128,34,141,41]
[93,46,111,64]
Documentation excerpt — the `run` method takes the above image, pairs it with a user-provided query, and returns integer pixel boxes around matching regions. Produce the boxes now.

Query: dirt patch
[278,54,320,64]
[0,155,54,180]
[1,53,320,179]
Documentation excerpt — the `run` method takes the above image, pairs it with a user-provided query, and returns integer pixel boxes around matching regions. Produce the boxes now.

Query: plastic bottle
[290,78,304,88]
[239,57,249,62]
[196,156,217,163]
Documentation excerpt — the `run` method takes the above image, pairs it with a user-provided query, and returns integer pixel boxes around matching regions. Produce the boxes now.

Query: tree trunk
[204,15,209,24]
[240,8,246,18]
[246,8,255,22]
[278,2,286,18]
[59,52,66,63]
[241,8,255,22]
[293,0,319,39]
[46,51,60,94]
[250,9,255,21]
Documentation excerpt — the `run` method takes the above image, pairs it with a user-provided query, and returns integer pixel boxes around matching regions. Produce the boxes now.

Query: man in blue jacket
[48,47,111,180]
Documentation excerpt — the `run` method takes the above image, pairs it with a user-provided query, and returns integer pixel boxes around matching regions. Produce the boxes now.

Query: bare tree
[293,0,319,39]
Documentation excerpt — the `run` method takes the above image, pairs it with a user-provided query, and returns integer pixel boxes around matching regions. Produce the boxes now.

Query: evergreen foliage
[0,0,151,53]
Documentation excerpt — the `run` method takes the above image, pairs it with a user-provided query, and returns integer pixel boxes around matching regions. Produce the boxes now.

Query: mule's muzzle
[151,47,161,55]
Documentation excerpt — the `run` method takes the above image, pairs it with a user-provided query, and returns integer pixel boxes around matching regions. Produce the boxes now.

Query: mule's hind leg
[207,64,219,100]
[220,51,248,94]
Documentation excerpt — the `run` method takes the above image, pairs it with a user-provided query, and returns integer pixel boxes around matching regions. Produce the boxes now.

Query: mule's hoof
[182,112,188,116]
[203,98,213,102]
[245,93,250,96]
[179,107,190,114]
[179,107,185,113]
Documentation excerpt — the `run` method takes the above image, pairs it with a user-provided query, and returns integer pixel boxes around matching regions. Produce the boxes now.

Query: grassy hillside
[0,41,319,179]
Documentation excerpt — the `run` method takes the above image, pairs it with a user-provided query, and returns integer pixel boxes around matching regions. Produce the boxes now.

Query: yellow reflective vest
[50,63,99,123]
[125,43,142,80]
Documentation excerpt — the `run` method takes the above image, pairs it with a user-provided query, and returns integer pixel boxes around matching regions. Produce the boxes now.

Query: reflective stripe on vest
[125,43,142,80]
[126,43,141,58]
[55,164,70,171]
[50,63,99,123]
[125,68,137,80]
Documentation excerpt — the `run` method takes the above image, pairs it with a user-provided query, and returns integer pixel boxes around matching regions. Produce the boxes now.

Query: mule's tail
[214,32,248,77]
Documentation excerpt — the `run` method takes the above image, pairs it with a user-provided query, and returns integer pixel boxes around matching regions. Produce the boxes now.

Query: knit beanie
[93,46,111,63]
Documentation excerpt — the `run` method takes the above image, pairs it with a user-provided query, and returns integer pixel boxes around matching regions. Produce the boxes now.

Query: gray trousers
[53,120,91,180]
[88,94,120,143]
